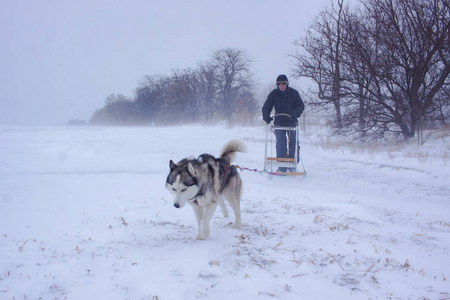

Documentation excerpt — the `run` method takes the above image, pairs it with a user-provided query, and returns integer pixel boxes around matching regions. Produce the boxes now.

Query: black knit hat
[276,74,288,82]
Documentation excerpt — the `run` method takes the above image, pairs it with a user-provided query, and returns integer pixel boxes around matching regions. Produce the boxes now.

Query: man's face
[277,81,287,91]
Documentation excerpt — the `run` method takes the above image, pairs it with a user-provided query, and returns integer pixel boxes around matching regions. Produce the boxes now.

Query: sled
[264,114,306,176]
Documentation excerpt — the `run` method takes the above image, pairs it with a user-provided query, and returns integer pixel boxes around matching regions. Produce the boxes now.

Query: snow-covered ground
[0,124,449,299]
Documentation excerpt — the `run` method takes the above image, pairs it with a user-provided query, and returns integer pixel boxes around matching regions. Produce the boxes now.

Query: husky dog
[166,140,245,240]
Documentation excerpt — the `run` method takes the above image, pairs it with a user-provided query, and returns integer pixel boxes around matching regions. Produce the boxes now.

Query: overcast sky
[1,0,349,125]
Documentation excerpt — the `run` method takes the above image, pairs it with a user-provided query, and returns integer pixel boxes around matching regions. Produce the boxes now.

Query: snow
[0,124,449,299]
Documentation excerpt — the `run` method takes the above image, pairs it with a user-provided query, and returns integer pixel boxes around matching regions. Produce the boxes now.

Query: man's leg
[287,129,299,172]
[275,129,287,172]
[287,129,297,159]
[275,129,287,158]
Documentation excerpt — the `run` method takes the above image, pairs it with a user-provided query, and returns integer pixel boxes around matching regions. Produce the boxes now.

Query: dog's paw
[196,234,205,240]
[196,231,210,240]
[229,222,242,228]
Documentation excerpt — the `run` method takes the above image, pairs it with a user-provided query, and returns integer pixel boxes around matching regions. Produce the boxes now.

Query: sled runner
[264,114,306,176]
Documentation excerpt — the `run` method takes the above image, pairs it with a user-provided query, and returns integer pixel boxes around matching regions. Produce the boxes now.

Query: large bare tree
[292,0,450,139]
[354,0,450,139]
[209,47,255,123]
[291,0,348,128]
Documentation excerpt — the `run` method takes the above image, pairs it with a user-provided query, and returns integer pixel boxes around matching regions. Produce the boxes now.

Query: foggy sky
[0,0,348,125]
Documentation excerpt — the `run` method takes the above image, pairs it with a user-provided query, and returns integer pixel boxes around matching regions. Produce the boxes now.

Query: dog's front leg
[191,203,204,240]
[199,202,217,240]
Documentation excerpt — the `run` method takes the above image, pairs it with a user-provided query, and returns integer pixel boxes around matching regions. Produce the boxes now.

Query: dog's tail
[220,139,246,163]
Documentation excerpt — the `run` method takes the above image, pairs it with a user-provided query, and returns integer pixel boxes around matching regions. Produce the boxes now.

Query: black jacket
[262,86,305,126]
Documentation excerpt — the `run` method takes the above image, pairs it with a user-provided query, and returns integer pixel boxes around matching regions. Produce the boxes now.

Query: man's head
[276,74,288,91]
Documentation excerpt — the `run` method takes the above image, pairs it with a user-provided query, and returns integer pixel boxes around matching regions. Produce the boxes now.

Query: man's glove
[263,116,273,124]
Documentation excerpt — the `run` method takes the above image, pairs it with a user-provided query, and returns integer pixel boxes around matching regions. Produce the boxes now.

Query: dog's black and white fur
[166,140,245,240]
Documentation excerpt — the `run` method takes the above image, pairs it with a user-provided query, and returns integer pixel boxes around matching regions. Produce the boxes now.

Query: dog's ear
[169,160,177,170]
[187,162,197,176]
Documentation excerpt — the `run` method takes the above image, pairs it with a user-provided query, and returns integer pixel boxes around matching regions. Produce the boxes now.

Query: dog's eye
[172,188,176,192]
[181,188,187,192]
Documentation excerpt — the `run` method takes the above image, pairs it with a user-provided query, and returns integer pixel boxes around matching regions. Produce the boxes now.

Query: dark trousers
[275,128,298,161]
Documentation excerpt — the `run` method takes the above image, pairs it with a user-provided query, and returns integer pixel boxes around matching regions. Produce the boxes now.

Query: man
[262,74,304,171]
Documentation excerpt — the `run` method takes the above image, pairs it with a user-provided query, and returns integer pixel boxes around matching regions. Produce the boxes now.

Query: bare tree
[209,47,255,123]
[90,94,136,125]
[197,62,218,122]
[354,0,450,139]
[291,0,349,129]
[170,68,201,123]
[372,0,450,138]
[134,75,171,124]
[292,0,450,139]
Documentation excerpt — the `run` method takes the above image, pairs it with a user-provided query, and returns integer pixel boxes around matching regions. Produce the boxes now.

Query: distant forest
[90,48,258,126]
[88,0,449,141]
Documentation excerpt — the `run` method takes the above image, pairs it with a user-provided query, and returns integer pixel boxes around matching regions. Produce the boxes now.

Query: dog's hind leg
[225,194,241,228]
[217,195,229,217]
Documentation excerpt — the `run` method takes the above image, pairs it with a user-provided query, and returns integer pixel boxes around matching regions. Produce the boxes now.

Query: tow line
[235,165,306,177]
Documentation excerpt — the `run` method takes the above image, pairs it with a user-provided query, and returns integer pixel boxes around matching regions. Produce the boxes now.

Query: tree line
[90,48,258,126]
[291,0,449,140]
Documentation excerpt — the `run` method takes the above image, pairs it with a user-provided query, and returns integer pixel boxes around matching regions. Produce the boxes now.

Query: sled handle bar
[271,113,292,118]
[269,113,298,126]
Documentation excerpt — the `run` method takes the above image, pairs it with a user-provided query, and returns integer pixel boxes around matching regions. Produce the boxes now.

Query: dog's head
[166,159,201,209]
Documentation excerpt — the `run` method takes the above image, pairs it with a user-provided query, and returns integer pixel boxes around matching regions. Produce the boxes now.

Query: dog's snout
[174,203,180,209]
